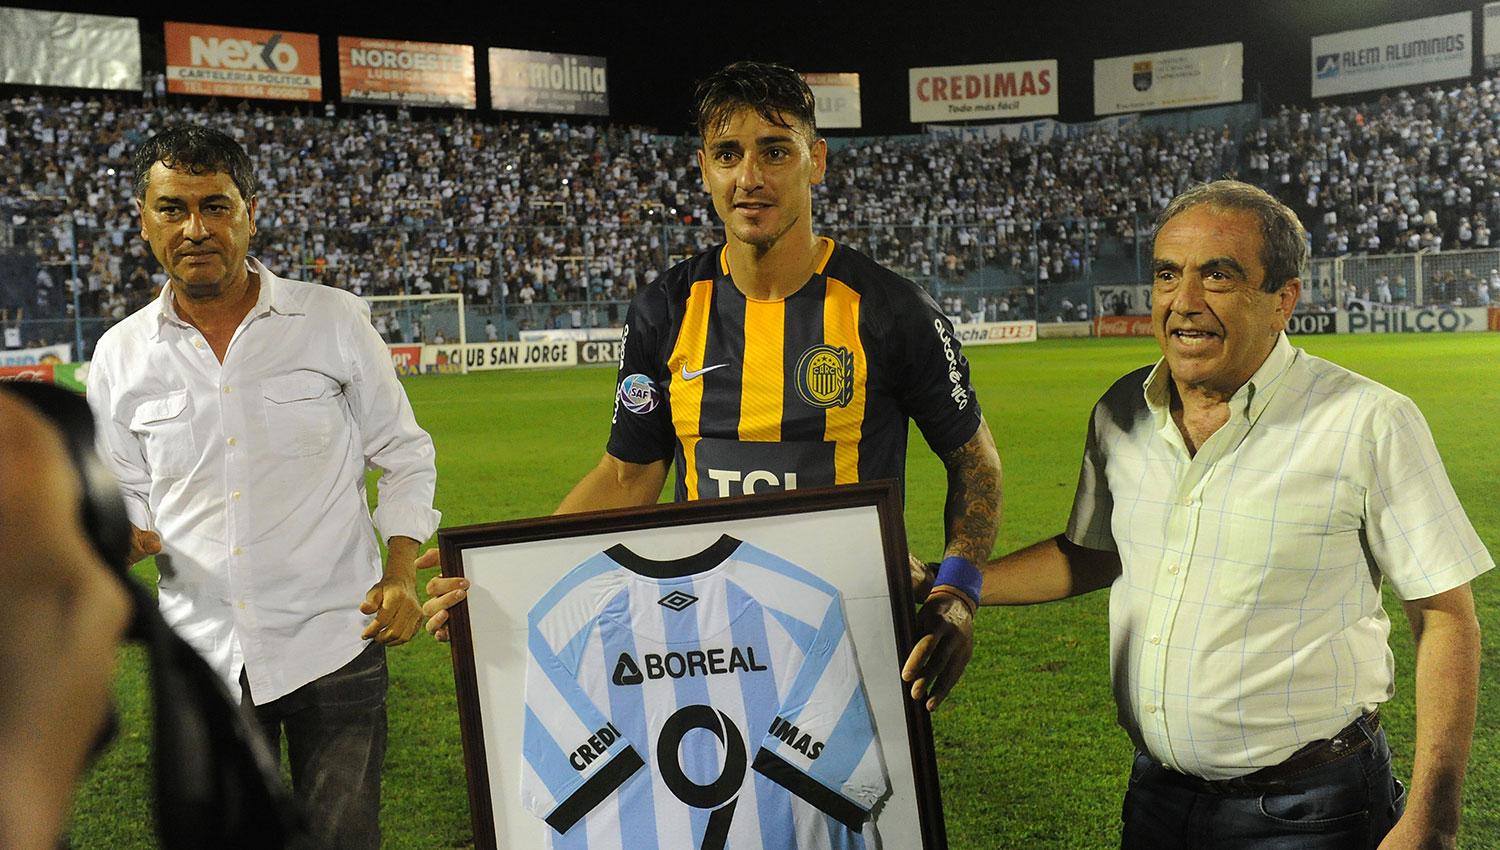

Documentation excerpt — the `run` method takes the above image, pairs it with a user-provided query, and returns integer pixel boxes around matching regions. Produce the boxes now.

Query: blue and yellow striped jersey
[608,238,983,501]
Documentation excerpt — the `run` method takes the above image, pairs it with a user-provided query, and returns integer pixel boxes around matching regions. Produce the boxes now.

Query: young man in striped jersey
[425,61,1001,712]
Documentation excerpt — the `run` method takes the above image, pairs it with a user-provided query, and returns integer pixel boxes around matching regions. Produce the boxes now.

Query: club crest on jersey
[617,373,659,415]
[795,345,854,409]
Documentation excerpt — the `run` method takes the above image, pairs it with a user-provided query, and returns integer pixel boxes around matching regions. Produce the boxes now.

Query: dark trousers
[241,641,388,850]
[1121,715,1406,850]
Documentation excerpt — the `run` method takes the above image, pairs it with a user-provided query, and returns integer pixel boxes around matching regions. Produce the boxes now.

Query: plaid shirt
[1067,333,1492,779]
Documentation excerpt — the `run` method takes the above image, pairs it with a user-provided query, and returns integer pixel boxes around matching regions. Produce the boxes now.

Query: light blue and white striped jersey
[521,535,889,850]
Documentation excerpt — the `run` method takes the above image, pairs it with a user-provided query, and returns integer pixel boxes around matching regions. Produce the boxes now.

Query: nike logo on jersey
[680,363,728,381]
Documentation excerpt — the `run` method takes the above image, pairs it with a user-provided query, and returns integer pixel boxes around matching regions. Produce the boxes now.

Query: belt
[1153,710,1381,795]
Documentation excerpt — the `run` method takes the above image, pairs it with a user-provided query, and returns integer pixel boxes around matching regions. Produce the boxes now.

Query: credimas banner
[164,21,321,101]
[1311,12,1471,98]
[909,59,1057,122]
[338,36,475,108]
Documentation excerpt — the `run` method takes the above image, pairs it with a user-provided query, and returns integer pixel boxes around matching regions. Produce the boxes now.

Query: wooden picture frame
[438,481,946,849]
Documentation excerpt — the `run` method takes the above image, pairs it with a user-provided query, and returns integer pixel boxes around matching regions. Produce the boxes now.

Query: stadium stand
[6,71,1500,351]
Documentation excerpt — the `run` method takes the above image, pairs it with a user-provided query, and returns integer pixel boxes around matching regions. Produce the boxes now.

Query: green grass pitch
[68,333,1500,848]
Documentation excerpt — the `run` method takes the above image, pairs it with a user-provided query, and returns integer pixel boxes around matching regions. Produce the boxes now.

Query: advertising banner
[512,330,623,362]
[803,72,862,129]
[1094,42,1242,116]
[426,341,577,371]
[50,362,87,392]
[0,8,140,91]
[0,343,70,366]
[518,328,621,343]
[1286,312,1338,335]
[1339,306,1489,333]
[1311,12,1471,98]
[387,344,423,376]
[165,22,321,101]
[951,320,1038,346]
[0,364,54,383]
[926,112,1137,143]
[338,36,475,108]
[909,59,1057,123]
[488,48,608,116]
[1093,283,1153,317]
[1094,315,1155,337]
[1487,3,1500,70]
[576,339,625,365]
[1038,322,1092,339]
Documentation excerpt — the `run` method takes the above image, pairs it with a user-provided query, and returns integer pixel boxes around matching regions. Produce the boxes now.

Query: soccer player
[424,61,1001,711]
[88,126,441,849]
[946,181,1491,848]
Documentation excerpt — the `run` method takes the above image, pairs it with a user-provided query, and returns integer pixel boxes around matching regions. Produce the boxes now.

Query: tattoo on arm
[939,420,1002,564]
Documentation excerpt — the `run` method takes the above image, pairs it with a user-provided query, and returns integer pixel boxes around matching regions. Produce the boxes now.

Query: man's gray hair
[1153,180,1308,293]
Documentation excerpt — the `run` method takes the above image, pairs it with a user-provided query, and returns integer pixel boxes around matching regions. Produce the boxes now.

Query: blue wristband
[933,556,982,607]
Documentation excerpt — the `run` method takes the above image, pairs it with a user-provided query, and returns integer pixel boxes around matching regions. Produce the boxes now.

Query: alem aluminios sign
[1312,12,1471,98]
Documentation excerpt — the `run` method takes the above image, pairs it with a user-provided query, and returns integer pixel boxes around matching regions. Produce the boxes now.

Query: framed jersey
[437,482,946,850]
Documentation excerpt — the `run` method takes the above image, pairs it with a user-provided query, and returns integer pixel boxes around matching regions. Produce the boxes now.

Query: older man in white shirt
[953,181,1490,849]
[88,126,439,849]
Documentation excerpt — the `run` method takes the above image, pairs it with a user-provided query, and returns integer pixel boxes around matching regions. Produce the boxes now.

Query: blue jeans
[242,641,388,850]
[1120,716,1406,850]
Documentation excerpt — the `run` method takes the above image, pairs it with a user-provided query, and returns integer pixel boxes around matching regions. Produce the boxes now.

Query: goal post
[361,293,467,374]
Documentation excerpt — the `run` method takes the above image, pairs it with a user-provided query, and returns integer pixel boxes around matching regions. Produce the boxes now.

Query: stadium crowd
[6,70,1500,346]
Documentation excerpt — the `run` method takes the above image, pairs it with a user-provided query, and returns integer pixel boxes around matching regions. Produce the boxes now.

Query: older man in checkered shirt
[974,181,1490,849]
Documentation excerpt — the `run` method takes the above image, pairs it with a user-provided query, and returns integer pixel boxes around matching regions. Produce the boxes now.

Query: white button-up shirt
[1067,333,1492,779]
[88,258,440,703]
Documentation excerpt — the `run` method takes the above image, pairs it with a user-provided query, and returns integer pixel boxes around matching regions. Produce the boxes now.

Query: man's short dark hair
[692,61,818,141]
[133,125,256,202]
[1153,180,1308,293]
